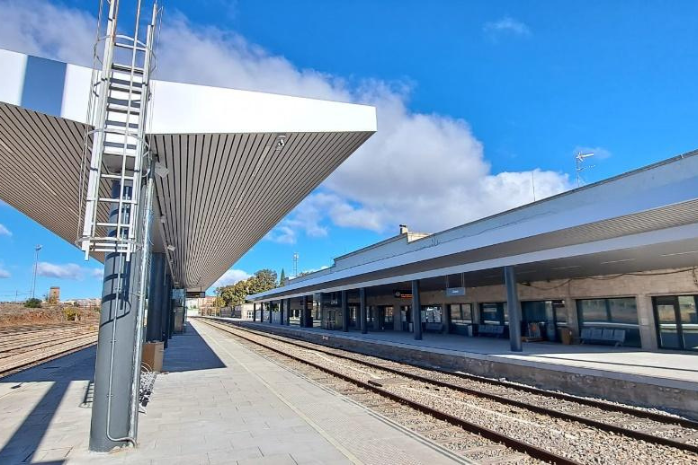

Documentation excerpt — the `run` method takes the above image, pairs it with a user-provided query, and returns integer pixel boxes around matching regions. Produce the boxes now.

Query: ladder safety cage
[79,0,159,262]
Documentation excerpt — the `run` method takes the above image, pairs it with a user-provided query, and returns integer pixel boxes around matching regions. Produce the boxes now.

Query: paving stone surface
[0,320,460,464]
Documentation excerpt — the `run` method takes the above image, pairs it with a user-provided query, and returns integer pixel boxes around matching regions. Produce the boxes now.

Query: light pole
[31,244,42,299]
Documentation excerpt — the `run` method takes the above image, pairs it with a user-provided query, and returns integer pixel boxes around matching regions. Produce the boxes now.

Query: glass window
[422,305,442,323]
[449,304,462,321]
[578,298,640,347]
[679,296,698,351]
[462,303,473,323]
[481,303,503,325]
[580,299,609,323]
[608,298,638,325]
[385,306,394,324]
[553,301,567,326]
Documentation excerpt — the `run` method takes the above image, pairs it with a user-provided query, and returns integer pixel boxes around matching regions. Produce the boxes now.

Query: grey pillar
[341,290,349,332]
[412,280,422,340]
[300,296,306,327]
[90,183,142,451]
[442,302,451,334]
[279,299,284,325]
[360,288,367,334]
[252,303,257,322]
[146,253,165,342]
[286,298,291,325]
[268,302,272,323]
[504,266,523,352]
[161,272,171,348]
[394,304,402,331]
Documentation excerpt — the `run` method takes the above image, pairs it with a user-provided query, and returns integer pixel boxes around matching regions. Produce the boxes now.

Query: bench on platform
[581,328,626,347]
[424,322,443,332]
[477,324,505,338]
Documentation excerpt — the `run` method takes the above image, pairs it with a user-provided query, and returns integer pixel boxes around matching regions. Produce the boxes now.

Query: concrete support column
[563,295,579,341]
[146,253,165,342]
[341,290,349,332]
[252,303,257,322]
[360,288,368,334]
[279,299,285,325]
[90,182,144,452]
[161,273,171,348]
[394,303,402,331]
[442,302,451,334]
[637,294,658,350]
[412,280,422,340]
[300,296,307,327]
[286,298,291,325]
[504,266,523,352]
[268,302,273,323]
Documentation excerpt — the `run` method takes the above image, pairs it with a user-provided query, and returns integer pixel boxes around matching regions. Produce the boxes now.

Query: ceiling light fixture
[600,258,635,265]
[274,134,287,152]
[660,250,698,257]
[154,162,169,178]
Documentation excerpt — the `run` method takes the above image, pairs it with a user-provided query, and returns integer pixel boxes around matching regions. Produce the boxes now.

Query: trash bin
[560,328,573,345]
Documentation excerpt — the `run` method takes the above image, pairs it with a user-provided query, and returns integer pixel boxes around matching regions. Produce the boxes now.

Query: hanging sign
[393,290,413,299]
[446,287,466,297]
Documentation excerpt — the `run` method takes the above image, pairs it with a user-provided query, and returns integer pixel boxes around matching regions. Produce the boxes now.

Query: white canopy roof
[0,49,377,291]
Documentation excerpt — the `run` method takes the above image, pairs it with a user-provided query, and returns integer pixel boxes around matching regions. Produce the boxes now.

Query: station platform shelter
[234,319,698,420]
[0,319,458,465]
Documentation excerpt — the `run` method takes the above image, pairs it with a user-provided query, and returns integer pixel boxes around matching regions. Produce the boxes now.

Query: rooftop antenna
[575,151,595,187]
[293,252,299,278]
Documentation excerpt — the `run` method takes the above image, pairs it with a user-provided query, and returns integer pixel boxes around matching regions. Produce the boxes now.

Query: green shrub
[24,298,42,308]
[63,307,79,321]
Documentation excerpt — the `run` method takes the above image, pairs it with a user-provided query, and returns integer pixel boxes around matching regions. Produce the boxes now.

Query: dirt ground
[0,303,100,328]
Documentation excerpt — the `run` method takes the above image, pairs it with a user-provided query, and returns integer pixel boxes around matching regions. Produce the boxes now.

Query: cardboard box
[142,341,164,372]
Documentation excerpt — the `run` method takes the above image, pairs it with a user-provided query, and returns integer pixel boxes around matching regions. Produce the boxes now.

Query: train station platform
[234,321,698,419]
[0,319,460,465]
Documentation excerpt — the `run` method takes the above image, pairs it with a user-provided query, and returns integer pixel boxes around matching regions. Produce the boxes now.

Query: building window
[422,305,442,323]
[480,302,506,325]
[577,297,640,347]
[449,304,473,324]
[653,295,698,352]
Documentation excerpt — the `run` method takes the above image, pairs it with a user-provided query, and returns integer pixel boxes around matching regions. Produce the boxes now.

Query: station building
[250,150,698,353]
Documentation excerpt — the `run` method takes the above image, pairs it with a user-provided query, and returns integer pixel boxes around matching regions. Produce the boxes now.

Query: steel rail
[200,318,579,465]
[0,331,97,355]
[230,320,698,429]
[212,319,698,455]
[0,339,97,379]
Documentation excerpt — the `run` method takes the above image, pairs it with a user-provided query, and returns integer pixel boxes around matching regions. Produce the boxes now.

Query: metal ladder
[79,0,158,261]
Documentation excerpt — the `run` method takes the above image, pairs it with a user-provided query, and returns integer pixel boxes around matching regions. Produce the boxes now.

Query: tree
[216,269,278,307]
[24,298,42,308]
[248,269,277,295]
[279,268,287,286]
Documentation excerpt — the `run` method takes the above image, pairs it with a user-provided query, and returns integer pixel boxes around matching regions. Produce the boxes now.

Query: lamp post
[31,244,42,299]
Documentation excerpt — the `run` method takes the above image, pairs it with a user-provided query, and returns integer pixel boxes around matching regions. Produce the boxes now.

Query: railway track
[0,324,98,378]
[199,318,698,465]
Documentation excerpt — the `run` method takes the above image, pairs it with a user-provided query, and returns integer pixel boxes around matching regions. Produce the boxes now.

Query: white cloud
[91,268,104,280]
[0,0,95,66]
[212,269,251,288]
[0,223,11,236]
[36,262,86,280]
[0,2,570,243]
[484,17,531,39]
[0,266,10,278]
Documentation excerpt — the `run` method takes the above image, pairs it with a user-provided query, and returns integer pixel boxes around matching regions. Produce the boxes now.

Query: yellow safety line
[196,321,364,465]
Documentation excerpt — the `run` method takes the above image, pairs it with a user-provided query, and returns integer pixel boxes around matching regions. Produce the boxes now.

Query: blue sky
[1,0,698,299]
